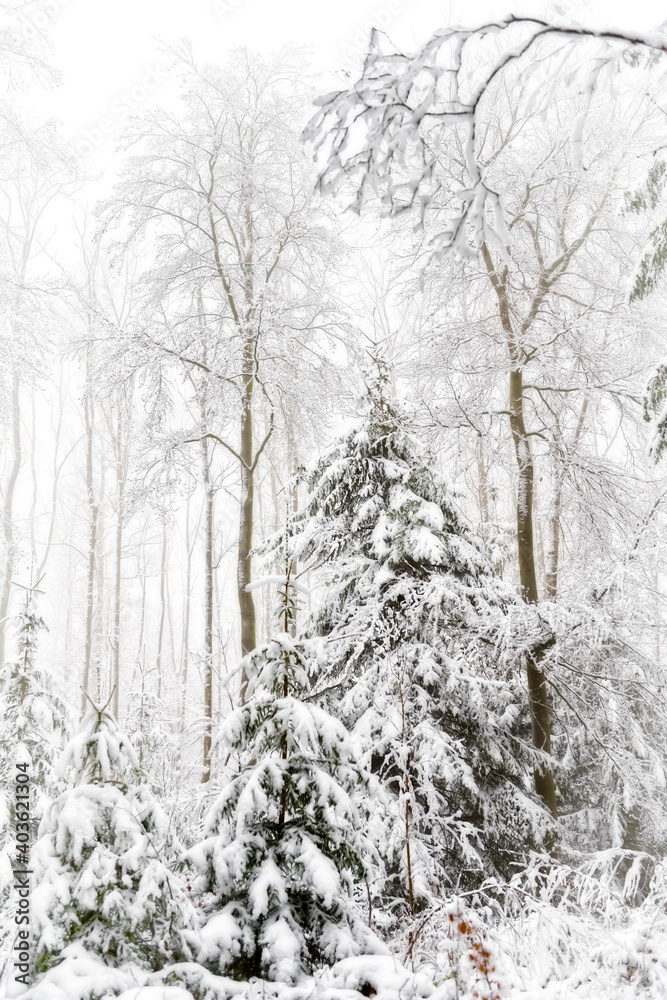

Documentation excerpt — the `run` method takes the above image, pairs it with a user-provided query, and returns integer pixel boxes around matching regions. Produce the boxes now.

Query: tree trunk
[111,404,126,721]
[180,490,196,734]
[237,333,256,699]
[112,496,122,719]
[63,545,74,692]
[29,388,38,570]
[156,517,167,702]
[508,362,558,817]
[134,526,148,688]
[95,458,106,704]
[476,434,490,526]
[81,348,99,715]
[544,488,561,601]
[481,243,557,819]
[208,195,260,703]
[545,399,587,602]
[201,434,214,783]
[0,373,22,664]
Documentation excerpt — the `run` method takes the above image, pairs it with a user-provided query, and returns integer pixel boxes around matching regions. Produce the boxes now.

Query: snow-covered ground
[8,856,667,1000]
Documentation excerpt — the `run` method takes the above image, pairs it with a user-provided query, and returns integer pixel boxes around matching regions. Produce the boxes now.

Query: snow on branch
[305,16,667,260]
[245,574,311,596]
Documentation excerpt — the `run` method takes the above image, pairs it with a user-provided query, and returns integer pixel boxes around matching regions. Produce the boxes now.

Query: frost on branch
[305,17,667,260]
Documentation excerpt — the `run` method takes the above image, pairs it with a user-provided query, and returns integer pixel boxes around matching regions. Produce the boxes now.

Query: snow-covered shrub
[409,849,667,999]
[31,702,196,976]
[438,900,502,1000]
[497,596,667,856]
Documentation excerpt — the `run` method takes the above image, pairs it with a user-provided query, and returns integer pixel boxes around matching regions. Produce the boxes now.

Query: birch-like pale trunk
[544,491,561,601]
[63,546,74,692]
[135,530,148,679]
[0,373,22,665]
[111,399,128,721]
[237,222,257,697]
[201,432,214,783]
[156,517,167,702]
[81,346,99,715]
[112,500,122,719]
[475,434,490,527]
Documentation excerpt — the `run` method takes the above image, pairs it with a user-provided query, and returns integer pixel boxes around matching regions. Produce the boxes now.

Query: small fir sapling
[0,597,70,937]
[31,694,195,976]
[0,598,70,822]
[189,567,384,982]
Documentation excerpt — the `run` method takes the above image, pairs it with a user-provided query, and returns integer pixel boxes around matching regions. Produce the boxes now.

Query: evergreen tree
[31,699,195,976]
[189,575,384,983]
[0,600,69,973]
[0,600,69,825]
[278,364,552,930]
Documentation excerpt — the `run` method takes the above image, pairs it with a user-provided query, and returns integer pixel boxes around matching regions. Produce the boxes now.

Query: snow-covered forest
[3,1,667,997]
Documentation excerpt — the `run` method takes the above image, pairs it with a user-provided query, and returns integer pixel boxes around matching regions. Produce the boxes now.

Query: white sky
[41,0,667,148]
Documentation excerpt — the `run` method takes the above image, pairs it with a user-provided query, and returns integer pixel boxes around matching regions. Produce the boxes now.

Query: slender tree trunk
[82,348,99,715]
[64,546,74,692]
[237,189,260,698]
[0,373,22,664]
[545,400,588,602]
[481,244,557,818]
[476,434,490,526]
[96,455,107,704]
[208,199,260,703]
[112,499,122,718]
[181,490,197,733]
[508,355,557,818]
[544,487,561,600]
[287,417,300,633]
[36,369,66,583]
[156,517,167,702]
[508,365,539,601]
[134,528,148,688]
[399,685,415,915]
[237,332,256,698]
[29,388,38,572]
[111,405,126,721]
[201,434,214,783]
[138,651,147,769]
[167,574,176,701]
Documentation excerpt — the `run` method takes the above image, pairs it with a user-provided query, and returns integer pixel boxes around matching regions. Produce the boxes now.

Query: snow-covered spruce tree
[189,572,384,983]
[276,364,552,928]
[31,699,195,977]
[0,601,69,826]
[0,601,69,970]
